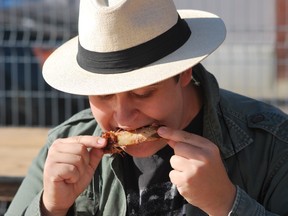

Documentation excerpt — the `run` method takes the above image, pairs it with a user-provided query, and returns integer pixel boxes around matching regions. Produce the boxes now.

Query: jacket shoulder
[219,89,288,142]
[47,108,99,142]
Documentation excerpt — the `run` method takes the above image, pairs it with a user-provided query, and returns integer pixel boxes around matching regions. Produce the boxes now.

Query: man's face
[89,75,188,157]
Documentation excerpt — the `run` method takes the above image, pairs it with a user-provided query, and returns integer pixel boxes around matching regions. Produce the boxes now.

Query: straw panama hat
[43,0,226,96]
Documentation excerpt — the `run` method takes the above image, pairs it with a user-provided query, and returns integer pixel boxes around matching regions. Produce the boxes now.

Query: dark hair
[174,74,180,82]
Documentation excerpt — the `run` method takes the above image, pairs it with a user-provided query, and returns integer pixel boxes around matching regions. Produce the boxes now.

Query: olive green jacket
[6,65,288,215]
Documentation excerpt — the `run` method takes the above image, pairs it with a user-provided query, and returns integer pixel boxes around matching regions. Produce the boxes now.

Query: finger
[173,142,203,159]
[169,169,185,187]
[61,142,104,173]
[158,127,216,150]
[59,135,107,149]
[46,163,80,184]
[49,136,105,174]
[55,152,91,177]
[165,140,177,149]
[50,142,90,162]
[170,155,188,171]
[158,127,204,148]
[45,147,87,180]
[55,136,106,168]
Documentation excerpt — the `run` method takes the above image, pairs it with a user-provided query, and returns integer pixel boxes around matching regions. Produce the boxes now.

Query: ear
[179,68,192,87]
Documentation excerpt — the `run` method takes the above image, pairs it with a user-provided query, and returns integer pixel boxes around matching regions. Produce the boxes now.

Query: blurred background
[178,0,288,113]
[0,0,287,215]
[0,0,87,127]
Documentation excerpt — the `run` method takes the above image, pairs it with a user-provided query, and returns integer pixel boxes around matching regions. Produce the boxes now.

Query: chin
[123,139,167,158]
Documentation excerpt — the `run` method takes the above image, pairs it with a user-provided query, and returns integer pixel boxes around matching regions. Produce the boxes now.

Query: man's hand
[42,136,106,216]
[158,127,236,216]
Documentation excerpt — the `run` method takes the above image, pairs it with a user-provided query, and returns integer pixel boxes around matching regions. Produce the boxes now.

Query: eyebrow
[147,83,159,87]
[133,83,160,91]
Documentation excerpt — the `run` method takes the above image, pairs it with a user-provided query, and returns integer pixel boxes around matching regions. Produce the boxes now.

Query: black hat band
[76,16,191,74]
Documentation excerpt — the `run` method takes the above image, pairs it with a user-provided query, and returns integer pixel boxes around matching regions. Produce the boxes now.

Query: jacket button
[251,114,265,123]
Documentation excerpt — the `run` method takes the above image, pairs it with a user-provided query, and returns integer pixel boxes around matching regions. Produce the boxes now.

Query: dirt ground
[0,127,50,177]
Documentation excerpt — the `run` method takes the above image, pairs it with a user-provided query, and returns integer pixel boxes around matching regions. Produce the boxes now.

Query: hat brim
[43,10,226,95]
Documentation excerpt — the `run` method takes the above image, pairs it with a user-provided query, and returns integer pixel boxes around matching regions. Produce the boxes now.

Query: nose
[113,94,139,127]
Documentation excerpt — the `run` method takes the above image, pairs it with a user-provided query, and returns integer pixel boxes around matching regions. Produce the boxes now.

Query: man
[6,0,288,215]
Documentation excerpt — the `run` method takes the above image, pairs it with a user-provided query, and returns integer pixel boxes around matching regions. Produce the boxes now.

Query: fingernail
[157,126,168,135]
[97,137,106,145]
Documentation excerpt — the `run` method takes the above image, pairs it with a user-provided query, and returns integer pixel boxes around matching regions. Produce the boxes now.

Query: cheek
[157,88,184,126]
[89,98,113,129]
[142,96,180,122]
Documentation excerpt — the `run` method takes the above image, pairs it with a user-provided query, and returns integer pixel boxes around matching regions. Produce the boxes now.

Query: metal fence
[0,0,287,128]
[176,0,288,113]
[0,0,89,127]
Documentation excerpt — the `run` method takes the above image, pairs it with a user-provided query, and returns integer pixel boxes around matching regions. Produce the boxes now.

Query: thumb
[157,126,177,149]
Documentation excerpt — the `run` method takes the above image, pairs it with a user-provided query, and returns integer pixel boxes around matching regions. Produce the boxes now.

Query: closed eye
[97,94,114,100]
[130,91,153,99]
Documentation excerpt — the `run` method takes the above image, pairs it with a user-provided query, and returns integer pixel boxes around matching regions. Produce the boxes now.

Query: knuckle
[67,163,78,174]
[80,144,89,155]
[74,155,84,166]
[181,133,191,143]
[170,157,177,170]
[74,136,83,143]
[170,155,177,164]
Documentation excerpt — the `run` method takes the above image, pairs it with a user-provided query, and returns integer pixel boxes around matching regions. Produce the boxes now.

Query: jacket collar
[193,64,223,145]
[193,64,253,159]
